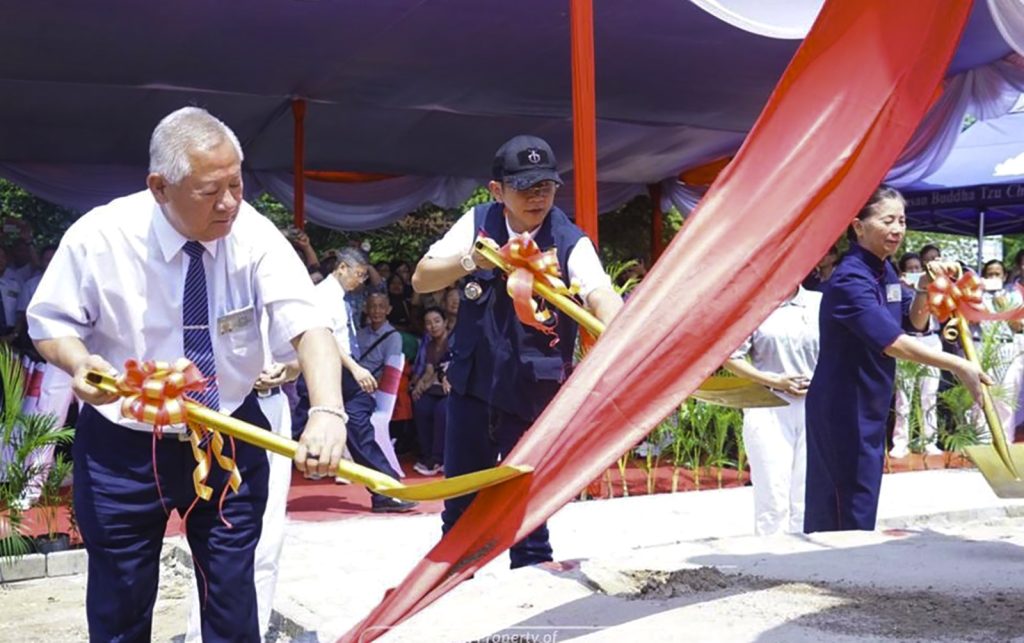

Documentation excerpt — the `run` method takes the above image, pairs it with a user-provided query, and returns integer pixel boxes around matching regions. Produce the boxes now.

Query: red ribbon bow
[492,232,581,346]
[118,358,209,428]
[116,358,241,504]
[927,272,1024,323]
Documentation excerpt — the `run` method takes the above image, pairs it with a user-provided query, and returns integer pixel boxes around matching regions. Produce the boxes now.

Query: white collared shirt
[0,269,20,329]
[731,287,822,402]
[313,275,353,356]
[28,189,327,430]
[426,207,612,299]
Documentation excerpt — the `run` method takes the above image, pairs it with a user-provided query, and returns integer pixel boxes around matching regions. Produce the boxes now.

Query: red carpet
[20,452,973,541]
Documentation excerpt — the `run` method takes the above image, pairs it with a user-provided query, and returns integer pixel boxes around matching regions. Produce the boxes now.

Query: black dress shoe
[371,497,419,513]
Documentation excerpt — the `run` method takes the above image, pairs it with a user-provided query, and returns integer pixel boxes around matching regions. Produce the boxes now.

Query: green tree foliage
[0,179,77,247]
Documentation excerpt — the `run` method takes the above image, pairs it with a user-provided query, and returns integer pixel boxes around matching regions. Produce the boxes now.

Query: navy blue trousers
[413,393,447,466]
[292,372,401,500]
[341,371,402,501]
[442,389,553,568]
[73,394,269,643]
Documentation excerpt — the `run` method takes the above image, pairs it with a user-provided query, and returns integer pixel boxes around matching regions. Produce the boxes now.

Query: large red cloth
[343,1,972,640]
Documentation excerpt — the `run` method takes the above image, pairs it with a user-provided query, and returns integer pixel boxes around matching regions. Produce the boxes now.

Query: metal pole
[569,0,599,243]
[977,207,986,270]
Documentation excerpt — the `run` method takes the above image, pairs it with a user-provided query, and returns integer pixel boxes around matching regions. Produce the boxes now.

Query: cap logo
[526,149,542,164]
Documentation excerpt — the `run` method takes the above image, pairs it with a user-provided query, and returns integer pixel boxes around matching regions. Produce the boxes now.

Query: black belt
[909,331,936,337]
[255,386,282,398]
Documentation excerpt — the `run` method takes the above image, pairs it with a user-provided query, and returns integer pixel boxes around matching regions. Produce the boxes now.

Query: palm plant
[0,346,75,559]
[36,452,73,548]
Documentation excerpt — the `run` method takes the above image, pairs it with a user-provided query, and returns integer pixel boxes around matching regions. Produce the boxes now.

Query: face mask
[903,271,923,287]
[983,277,1004,292]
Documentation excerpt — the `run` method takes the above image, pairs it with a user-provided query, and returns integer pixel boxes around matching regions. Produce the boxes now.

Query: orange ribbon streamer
[926,273,1024,323]
[116,358,242,502]
[491,232,582,346]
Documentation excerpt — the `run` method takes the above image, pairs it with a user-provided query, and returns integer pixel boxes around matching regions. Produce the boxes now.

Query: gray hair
[149,107,244,184]
[336,247,369,269]
[366,292,390,306]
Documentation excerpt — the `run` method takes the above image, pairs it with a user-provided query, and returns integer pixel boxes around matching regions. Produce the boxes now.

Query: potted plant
[34,453,73,554]
[0,346,74,560]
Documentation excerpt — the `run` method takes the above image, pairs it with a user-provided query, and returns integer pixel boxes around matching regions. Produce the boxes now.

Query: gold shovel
[85,371,532,501]
[473,237,785,409]
[946,315,1024,497]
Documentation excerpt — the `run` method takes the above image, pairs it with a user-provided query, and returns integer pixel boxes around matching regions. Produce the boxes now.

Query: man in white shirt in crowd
[300,247,416,512]
[0,245,20,344]
[27,106,347,642]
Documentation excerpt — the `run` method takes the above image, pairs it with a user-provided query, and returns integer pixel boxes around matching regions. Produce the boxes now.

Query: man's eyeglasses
[505,180,558,198]
[344,263,369,282]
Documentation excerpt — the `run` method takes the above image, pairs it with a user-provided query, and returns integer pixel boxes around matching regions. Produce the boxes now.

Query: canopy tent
[0,0,1012,233]
[900,108,1024,239]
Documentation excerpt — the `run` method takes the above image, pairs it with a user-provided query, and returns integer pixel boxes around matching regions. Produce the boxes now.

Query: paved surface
[4,468,1024,642]
[263,468,1024,641]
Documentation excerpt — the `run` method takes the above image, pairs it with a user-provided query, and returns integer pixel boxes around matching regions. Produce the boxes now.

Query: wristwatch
[459,253,477,272]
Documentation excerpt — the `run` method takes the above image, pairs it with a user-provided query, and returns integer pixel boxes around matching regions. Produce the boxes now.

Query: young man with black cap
[412,135,622,568]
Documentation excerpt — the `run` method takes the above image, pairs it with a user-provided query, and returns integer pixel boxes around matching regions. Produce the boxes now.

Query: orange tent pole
[291,99,307,229]
[569,0,598,243]
[648,183,664,262]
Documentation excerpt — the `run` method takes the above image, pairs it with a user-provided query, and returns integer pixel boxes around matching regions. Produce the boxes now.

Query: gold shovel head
[691,375,789,409]
[377,464,534,502]
[965,444,1024,498]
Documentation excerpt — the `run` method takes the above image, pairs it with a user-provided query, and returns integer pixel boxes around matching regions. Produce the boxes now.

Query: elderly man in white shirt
[724,286,822,536]
[27,107,347,642]
[297,247,415,512]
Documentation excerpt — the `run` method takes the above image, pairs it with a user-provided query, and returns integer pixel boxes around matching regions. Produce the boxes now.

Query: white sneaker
[924,444,943,456]
[889,446,909,459]
[413,462,443,476]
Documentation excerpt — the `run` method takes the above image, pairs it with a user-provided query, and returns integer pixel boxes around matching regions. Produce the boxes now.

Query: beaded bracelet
[308,405,349,423]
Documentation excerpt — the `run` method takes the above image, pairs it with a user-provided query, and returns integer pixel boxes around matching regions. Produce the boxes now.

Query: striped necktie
[182,240,220,409]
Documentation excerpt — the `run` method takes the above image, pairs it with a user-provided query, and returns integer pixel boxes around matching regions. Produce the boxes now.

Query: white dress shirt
[16,272,42,313]
[731,287,822,403]
[0,269,20,330]
[313,275,354,356]
[28,189,327,430]
[426,206,612,299]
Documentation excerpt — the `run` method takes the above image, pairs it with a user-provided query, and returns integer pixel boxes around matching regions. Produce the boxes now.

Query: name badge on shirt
[217,305,255,336]
[886,283,902,303]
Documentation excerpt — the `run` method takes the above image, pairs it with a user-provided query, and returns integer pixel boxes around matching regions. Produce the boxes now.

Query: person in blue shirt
[804,185,989,533]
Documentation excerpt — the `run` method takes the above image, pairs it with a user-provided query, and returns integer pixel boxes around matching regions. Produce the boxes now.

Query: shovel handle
[953,315,1021,480]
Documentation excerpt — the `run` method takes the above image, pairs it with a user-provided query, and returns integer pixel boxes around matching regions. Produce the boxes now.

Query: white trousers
[743,398,806,536]
[186,392,292,642]
[991,336,1024,445]
[892,334,941,451]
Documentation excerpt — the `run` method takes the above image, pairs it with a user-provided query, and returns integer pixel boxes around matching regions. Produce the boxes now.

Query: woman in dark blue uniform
[804,186,989,533]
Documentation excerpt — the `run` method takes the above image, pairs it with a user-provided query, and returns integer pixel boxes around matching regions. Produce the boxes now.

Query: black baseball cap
[491,135,564,190]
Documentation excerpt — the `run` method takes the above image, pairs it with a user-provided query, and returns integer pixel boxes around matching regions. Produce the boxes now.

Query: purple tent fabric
[0,1,1010,227]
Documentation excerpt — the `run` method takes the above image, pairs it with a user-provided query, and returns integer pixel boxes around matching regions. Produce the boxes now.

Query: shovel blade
[965,444,1024,498]
[377,465,534,501]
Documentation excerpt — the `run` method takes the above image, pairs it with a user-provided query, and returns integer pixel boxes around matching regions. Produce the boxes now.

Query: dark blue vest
[446,202,584,421]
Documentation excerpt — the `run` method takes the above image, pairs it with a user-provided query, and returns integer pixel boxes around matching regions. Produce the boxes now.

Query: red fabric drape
[291,99,306,229]
[570,0,599,243]
[343,1,972,640]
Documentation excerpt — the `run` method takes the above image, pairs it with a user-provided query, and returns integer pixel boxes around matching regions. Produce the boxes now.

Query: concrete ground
[2,468,1023,642]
